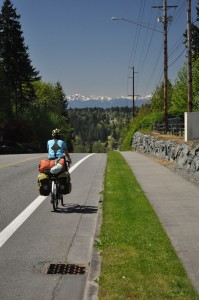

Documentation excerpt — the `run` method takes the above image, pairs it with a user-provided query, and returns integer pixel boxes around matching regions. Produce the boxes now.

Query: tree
[33,81,68,115]
[150,80,172,113]
[0,60,12,121]
[0,0,40,118]
[30,80,72,151]
[171,59,199,112]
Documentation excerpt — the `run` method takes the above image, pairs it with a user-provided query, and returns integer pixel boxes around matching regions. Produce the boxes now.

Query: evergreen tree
[0,0,40,118]
[0,59,11,121]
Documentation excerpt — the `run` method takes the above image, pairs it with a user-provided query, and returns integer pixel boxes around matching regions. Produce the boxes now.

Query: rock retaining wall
[132,132,199,173]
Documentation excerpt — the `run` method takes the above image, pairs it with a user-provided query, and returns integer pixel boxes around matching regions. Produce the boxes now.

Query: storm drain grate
[47,264,86,275]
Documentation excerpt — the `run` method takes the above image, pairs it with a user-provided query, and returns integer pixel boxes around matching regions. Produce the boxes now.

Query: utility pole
[163,0,168,128]
[128,66,138,117]
[187,0,192,112]
[152,1,177,131]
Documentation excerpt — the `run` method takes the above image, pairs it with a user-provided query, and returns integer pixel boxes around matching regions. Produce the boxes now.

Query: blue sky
[2,0,198,98]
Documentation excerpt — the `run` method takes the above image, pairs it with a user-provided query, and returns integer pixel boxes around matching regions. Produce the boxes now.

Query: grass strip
[98,151,199,300]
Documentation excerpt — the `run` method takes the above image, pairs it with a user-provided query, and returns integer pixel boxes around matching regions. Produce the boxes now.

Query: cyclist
[47,128,72,166]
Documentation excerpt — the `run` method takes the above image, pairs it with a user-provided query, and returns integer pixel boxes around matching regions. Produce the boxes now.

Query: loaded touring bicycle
[38,157,71,212]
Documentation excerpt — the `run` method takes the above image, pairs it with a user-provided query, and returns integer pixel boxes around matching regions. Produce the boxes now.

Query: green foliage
[93,141,106,153]
[1,77,72,152]
[170,64,187,113]
[120,104,163,150]
[24,80,72,151]
[171,59,199,112]
[33,81,68,116]
[150,80,172,112]
[0,0,40,119]
[68,107,132,153]
[0,0,72,153]
[121,55,199,151]
[192,58,199,110]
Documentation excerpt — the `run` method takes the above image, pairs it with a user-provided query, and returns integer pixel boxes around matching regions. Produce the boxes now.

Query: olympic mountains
[67,94,151,109]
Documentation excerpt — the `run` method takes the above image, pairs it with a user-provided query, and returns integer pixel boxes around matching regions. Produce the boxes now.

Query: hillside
[68,107,132,152]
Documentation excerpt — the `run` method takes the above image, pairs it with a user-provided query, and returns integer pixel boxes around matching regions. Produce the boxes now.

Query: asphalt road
[0,153,106,300]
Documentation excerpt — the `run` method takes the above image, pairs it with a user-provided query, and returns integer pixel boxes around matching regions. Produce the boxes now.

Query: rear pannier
[38,173,51,196]
[57,172,72,195]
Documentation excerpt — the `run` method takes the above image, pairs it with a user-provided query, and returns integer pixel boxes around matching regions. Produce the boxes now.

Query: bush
[120,111,163,150]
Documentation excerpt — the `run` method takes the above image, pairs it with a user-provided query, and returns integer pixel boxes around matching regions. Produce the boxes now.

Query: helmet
[52,128,61,138]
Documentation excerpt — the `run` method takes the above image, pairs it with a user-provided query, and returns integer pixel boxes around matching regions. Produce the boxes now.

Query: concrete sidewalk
[121,151,199,293]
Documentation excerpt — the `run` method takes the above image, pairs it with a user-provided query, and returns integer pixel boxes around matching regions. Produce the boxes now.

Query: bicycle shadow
[53,204,98,214]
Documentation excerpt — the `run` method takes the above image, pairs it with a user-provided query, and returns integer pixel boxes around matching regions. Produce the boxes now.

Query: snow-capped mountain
[67,94,151,109]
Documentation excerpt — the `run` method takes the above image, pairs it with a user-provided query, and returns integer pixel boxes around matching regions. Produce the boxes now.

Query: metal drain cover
[47,264,86,275]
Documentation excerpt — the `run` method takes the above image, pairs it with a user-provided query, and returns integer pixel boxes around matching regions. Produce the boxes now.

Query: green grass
[98,151,199,300]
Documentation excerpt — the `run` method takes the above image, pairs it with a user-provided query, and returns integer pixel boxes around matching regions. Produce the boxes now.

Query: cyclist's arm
[64,149,72,163]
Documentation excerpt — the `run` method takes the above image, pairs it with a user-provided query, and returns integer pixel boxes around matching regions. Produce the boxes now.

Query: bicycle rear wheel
[61,195,64,206]
[52,193,59,211]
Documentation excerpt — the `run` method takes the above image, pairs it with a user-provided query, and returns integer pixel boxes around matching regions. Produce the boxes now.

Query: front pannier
[57,172,72,195]
[38,173,51,196]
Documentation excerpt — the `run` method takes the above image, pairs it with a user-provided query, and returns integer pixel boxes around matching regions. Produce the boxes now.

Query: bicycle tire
[51,180,59,212]
[60,195,64,206]
[52,193,58,211]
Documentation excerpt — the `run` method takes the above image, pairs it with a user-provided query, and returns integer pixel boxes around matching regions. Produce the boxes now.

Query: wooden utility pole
[163,0,168,128]
[187,0,192,112]
[152,1,177,130]
[128,66,138,117]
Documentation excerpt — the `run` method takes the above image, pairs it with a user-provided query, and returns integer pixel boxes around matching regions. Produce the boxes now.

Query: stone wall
[132,132,199,173]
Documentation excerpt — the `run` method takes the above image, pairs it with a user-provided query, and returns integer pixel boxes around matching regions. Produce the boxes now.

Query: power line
[168,47,186,67]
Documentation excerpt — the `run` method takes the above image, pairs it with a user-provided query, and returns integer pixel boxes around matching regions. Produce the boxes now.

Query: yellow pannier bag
[38,173,51,196]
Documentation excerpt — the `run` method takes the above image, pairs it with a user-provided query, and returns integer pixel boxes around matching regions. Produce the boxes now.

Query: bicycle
[50,160,70,212]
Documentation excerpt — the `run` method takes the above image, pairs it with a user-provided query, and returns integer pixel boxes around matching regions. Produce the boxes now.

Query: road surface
[0,153,106,300]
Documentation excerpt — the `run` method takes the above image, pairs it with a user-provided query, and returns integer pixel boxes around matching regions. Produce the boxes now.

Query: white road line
[69,153,94,173]
[0,153,95,248]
